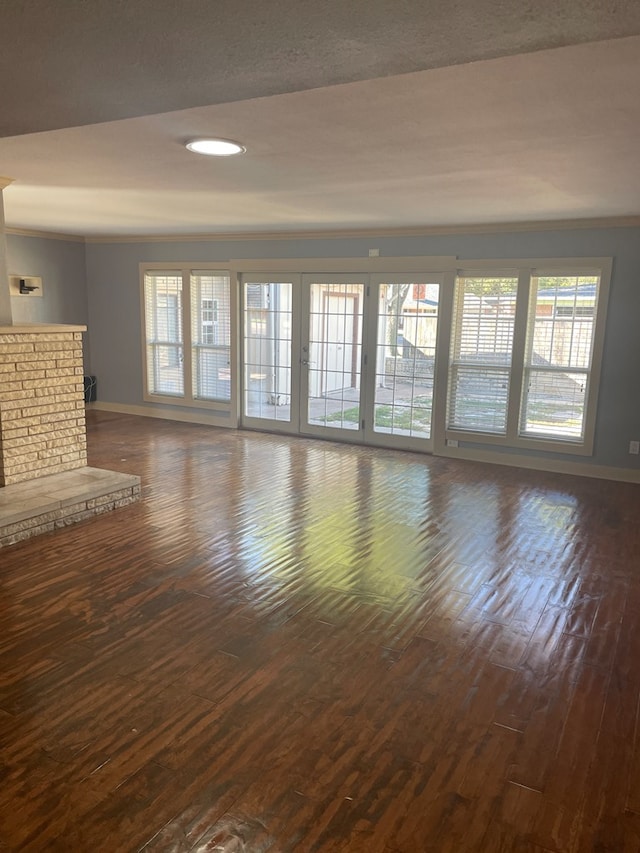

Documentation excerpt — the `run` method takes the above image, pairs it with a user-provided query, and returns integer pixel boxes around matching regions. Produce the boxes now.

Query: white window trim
[139,263,236,416]
[138,256,611,460]
[443,258,612,456]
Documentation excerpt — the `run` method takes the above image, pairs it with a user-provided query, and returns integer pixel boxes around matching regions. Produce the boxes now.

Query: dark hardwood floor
[1,410,640,851]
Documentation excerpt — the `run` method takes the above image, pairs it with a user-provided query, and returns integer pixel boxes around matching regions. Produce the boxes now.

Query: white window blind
[520,274,599,440]
[448,276,518,434]
[190,272,231,401]
[144,272,184,397]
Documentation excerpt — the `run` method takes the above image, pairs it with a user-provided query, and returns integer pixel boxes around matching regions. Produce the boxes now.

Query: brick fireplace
[0,178,140,547]
[0,325,87,485]
[0,322,141,547]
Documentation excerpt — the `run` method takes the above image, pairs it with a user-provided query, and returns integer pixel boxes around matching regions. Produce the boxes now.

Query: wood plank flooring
[1,410,640,851]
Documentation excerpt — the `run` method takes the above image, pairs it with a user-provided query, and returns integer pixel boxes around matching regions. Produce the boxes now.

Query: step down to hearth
[0,466,141,547]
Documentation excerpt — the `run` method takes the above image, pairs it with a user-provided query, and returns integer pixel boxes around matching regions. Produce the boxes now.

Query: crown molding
[82,216,640,243]
[5,215,640,245]
[5,227,85,242]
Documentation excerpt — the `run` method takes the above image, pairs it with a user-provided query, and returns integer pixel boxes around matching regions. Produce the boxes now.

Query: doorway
[240,272,444,451]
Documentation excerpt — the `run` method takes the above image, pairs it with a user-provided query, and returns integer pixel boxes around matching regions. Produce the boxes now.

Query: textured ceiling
[1,1,639,236]
[2,0,640,137]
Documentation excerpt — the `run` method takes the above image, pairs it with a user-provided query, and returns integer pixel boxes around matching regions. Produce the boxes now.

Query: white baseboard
[88,401,640,484]
[436,445,640,484]
[89,401,235,429]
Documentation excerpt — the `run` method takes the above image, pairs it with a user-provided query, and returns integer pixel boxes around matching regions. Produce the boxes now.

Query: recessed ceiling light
[185,138,246,156]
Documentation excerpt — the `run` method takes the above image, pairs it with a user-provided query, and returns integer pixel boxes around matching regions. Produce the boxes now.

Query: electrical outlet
[629,440,640,455]
[368,248,379,257]
[447,439,459,448]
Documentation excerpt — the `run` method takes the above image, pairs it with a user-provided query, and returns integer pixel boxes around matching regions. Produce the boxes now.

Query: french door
[300,276,366,439]
[369,275,442,447]
[240,272,445,450]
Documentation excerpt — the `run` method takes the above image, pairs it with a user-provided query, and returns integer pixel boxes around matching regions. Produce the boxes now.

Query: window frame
[138,256,611,459]
[140,263,235,414]
[142,271,185,398]
[445,258,612,456]
[447,269,520,436]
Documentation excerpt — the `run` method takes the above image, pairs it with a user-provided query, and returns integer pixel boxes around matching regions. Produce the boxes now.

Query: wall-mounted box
[9,275,44,297]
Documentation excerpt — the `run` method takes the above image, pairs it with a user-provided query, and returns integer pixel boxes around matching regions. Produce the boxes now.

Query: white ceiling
[1,1,640,237]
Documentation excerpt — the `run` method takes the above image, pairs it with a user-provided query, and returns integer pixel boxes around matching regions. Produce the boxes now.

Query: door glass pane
[243,282,293,421]
[191,272,231,401]
[375,282,439,439]
[307,282,364,430]
[144,272,184,396]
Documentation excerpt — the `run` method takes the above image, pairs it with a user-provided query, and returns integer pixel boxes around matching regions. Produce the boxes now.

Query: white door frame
[363,273,449,453]
[237,264,456,453]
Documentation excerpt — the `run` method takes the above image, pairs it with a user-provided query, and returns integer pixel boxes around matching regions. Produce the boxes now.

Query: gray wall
[6,233,90,370]
[84,226,640,472]
[9,226,636,473]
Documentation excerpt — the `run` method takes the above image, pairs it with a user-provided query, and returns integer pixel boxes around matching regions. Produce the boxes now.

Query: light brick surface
[0,330,87,485]
[0,477,140,547]
[45,368,76,378]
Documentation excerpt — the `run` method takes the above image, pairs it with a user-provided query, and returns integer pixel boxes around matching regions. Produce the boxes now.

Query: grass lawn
[323,395,580,436]
[323,396,433,430]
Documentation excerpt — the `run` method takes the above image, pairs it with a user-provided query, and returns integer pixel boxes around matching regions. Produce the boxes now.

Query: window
[448,275,518,434]
[191,273,231,401]
[141,258,609,459]
[521,275,599,441]
[143,268,231,405]
[143,273,184,396]
[447,264,609,453]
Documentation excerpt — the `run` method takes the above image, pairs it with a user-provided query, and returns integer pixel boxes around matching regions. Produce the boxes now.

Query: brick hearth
[0,324,140,546]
